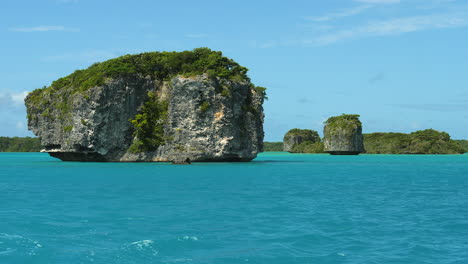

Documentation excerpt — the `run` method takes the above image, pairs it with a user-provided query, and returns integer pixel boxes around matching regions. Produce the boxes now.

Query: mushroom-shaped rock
[24,48,265,162]
[283,129,321,152]
[323,114,364,155]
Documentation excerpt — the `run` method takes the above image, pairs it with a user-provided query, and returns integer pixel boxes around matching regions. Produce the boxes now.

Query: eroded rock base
[328,151,361,155]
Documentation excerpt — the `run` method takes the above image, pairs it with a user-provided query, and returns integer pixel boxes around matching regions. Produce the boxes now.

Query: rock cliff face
[25,49,265,162]
[283,129,321,152]
[323,114,364,155]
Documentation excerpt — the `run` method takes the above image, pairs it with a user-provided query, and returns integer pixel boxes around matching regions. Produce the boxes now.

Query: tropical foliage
[26,47,266,124]
[364,129,464,154]
[454,140,468,153]
[0,137,41,152]
[283,128,324,153]
[263,142,283,152]
[291,142,325,153]
[324,114,362,132]
[129,91,168,152]
[49,47,250,93]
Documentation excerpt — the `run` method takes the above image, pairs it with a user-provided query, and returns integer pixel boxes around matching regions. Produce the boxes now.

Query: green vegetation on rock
[0,137,41,152]
[25,47,267,156]
[364,129,464,154]
[129,91,168,153]
[283,128,323,153]
[50,47,250,93]
[324,114,362,131]
[199,101,210,112]
[291,142,325,153]
[263,142,283,152]
[454,140,468,153]
[323,113,364,154]
[284,129,320,140]
[26,48,266,126]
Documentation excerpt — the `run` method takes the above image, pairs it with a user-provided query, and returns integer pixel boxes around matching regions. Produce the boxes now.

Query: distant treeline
[263,142,283,152]
[0,137,41,152]
[453,140,468,153]
[263,130,468,154]
[1,136,466,153]
[364,130,465,154]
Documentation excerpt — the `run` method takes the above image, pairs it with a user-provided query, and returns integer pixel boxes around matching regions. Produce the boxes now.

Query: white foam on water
[337,252,346,257]
[129,240,159,256]
[0,233,23,239]
[131,239,154,248]
[0,233,42,256]
[179,236,198,241]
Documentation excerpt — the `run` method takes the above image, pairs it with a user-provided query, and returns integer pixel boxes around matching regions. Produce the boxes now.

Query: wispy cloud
[306,13,468,45]
[393,103,468,112]
[0,91,29,108]
[9,25,79,32]
[306,5,371,22]
[306,0,401,23]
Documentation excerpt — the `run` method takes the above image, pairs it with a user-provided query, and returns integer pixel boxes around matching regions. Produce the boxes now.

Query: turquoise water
[1,152,467,264]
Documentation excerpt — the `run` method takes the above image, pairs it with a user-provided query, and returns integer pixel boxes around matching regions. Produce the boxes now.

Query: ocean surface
[0,152,467,264]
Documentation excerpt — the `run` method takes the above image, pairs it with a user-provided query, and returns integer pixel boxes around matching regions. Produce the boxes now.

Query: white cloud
[306,5,371,22]
[10,91,29,105]
[0,91,29,106]
[306,13,468,45]
[0,91,30,109]
[0,90,33,136]
[9,26,79,32]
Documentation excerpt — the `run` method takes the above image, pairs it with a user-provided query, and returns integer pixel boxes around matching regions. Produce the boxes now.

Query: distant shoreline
[1,137,467,154]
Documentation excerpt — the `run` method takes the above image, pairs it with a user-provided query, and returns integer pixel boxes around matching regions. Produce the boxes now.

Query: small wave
[0,233,42,256]
[131,239,154,249]
[178,236,198,241]
[128,239,159,256]
[0,248,17,255]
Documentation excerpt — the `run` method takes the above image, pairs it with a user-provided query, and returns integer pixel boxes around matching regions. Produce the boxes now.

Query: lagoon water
[1,152,467,264]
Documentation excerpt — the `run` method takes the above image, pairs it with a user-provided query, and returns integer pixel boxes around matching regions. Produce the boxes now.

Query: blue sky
[1,0,467,140]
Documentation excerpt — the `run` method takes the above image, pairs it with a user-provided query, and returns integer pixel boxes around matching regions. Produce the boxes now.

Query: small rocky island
[364,129,465,154]
[283,129,323,153]
[323,114,364,155]
[25,48,266,162]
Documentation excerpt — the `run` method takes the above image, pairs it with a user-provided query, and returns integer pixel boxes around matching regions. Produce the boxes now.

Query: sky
[0,0,467,141]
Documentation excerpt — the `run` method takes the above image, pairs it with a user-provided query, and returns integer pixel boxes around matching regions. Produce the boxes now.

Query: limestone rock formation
[323,114,364,155]
[283,129,321,152]
[25,48,265,162]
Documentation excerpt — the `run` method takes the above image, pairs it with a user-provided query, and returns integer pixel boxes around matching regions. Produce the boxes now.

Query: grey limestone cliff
[323,114,364,155]
[283,129,321,152]
[26,75,264,162]
[25,48,265,162]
